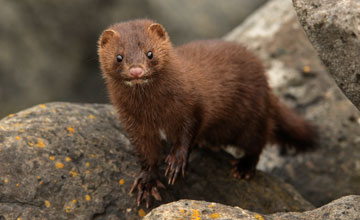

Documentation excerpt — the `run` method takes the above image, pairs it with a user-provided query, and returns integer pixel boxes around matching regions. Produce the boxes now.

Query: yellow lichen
[191,209,200,220]
[210,213,220,218]
[44,200,51,208]
[255,214,264,220]
[179,209,185,213]
[65,206,71,213]
[36,138,45,148]
[52,109,57,113]
[85,194,91,201]
[85,170,90,175]
[193,202,198,206]
[90,154,95,158]
[39,104,46,108]
[49,156,55,161]
[37,176,41,180]
[67,127,75,133]
[4,178,8,183]
[303,65,311,73]
[69,171,78,177]
[8,114,14,118]
[19,129,25,133]
[65,157,71,162]
[14,123,21,127]
[56,162,64,169]
[72,199,77,204]
[16,136,21,140]
[89,115,95,119]
[39,181,43,185]
[17,218,21,220]
[119,179,125,185]
[16,183,20,187]
[138,209,146,217]
[208,204,214,208]
[85,162,90,167]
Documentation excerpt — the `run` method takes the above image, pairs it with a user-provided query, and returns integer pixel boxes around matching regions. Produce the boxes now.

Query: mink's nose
[129,67,144,78]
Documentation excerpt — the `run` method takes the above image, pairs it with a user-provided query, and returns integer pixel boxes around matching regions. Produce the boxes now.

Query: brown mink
[98,19,317,208]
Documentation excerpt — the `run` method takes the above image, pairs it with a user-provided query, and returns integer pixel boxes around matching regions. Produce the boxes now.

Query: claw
[172,166,181,185]
[144,191,151,208]
[151,187,162,201]
[130,176,140,194]
[156,180,166,189]
[165,163,170,177]
[182,160,186,177]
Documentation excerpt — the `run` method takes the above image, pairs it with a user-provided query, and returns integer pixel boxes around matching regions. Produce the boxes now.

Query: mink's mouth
[124,76,152,86]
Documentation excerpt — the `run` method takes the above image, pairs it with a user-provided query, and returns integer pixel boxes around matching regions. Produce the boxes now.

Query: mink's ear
[98,29,119,48]
[148,23,168,40]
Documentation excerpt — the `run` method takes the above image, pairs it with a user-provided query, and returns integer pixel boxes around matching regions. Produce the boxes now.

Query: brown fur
[98,19,317,205]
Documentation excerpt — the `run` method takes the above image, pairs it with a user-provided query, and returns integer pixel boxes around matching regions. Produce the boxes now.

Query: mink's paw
[129,169,166,208]
[231,159,256,180]
[165,145,189,185]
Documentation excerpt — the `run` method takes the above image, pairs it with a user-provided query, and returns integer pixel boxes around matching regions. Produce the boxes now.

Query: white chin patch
[124,79,151,86]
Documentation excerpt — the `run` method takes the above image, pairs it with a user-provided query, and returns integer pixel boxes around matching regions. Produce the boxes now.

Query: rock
[0,0,267,118]
[292,0,360,110]
[144,195,360,220]
[226,0,360,207]
[0,102,313,219]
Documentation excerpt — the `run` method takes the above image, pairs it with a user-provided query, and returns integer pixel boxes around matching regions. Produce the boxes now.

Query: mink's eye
[116,54,123,62]
[146,51,153,59]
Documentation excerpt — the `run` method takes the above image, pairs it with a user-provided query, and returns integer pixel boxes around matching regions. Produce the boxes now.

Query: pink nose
[129,67,144,78]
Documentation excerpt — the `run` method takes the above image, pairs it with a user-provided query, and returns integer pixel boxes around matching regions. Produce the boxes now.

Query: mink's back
[175,40,271,146]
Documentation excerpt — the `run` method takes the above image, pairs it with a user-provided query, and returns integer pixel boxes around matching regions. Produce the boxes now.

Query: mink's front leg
[165,145,190,185]
[129,166,165,208]
[129,135,165,208]
[165,118,198,184]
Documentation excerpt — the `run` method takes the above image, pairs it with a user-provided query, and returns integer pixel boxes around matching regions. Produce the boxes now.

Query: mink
[98,19,317,208]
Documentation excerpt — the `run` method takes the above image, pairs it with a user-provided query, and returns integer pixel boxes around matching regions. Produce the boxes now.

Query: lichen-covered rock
[292,0,360,110]
[0,102,313,219]
[226,0,360,207]
[144,195,360,220]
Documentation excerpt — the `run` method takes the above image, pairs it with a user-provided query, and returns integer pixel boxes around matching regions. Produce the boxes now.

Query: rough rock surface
[293,0,360,110]
[144,195,360,220]
[0,103,313,219]
[0,0,266,118]
[226,0,360,206]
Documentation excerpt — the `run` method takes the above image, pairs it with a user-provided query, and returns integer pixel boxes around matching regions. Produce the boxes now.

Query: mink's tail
[269,94,318,155]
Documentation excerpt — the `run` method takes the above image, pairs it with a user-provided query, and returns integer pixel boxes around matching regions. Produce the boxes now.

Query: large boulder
[226,0,360,206]
[0,103,313,219]
[0,0,267,118]
[293,0,360,110]
[144,195,360,220]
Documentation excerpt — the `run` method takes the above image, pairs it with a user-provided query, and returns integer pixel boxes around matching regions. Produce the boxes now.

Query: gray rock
[144,195,360,220]
[226,0,360,207]
[0,0,267,118]
[292,0,360,110]
[0,102,313,219]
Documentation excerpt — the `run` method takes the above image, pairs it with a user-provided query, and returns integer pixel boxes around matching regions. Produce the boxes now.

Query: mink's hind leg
[232,152,261,179]
[130,167,166,208]
[232,140,265,180]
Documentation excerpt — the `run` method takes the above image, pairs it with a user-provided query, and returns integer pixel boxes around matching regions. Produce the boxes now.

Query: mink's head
[98,19,172,86]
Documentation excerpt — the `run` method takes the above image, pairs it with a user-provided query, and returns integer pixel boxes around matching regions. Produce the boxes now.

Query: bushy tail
[269,95,317,155]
